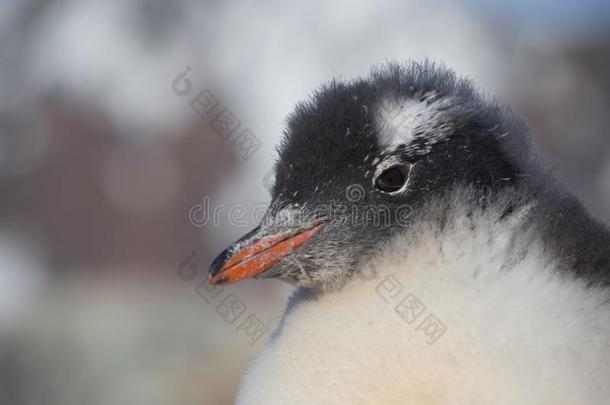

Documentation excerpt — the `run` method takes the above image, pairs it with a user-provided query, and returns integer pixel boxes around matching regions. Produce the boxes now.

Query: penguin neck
[239,186,610,403]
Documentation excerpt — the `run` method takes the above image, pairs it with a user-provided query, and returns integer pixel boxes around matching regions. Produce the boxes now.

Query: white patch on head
[376,91,454,155]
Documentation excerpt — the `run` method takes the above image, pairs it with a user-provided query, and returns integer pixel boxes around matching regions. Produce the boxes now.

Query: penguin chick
[209,61,610,404]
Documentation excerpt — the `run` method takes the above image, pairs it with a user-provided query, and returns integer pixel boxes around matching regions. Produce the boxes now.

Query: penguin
[208,61,610,404]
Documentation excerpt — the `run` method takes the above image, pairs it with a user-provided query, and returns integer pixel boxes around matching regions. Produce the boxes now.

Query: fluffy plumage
[231,61,610,403]
[238,188,610,404]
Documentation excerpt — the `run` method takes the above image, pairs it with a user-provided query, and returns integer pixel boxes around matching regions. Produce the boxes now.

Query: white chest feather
[237,204,610,404]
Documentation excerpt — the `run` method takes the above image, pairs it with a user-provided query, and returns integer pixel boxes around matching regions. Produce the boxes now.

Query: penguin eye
[375,165,410,193]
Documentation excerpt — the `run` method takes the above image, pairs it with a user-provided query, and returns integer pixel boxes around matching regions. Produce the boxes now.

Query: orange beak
[208,222,326,285]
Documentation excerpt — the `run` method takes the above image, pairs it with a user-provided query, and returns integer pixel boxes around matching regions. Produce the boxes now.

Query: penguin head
[209,62,531,290]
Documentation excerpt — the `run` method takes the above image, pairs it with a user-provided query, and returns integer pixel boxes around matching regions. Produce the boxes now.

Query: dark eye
[375,165,410,193]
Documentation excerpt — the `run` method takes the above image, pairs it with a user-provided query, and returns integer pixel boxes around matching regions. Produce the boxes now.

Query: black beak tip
[208,226,261,280]
[208,248,232,279]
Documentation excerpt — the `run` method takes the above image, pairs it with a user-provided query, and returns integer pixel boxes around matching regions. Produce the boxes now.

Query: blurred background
[0,0,609,404]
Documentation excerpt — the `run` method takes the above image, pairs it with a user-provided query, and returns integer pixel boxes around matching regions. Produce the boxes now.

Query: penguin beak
[208,222,326,285]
